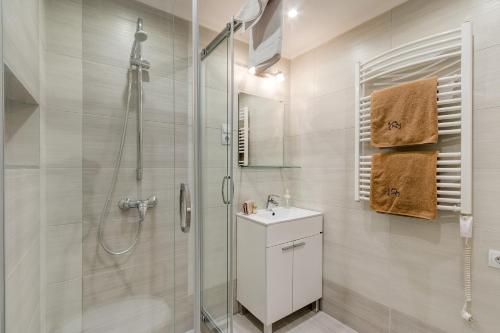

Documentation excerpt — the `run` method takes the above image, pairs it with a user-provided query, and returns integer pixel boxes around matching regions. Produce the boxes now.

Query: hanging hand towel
[235,0,269,31]
[248,0,283,74]
[370,151,438,220]
[370,77,438,147]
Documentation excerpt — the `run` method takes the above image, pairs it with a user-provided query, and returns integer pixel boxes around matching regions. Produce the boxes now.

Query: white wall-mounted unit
[354,22,473,215]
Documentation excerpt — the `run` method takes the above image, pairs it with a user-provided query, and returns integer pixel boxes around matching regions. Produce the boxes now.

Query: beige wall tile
[27,303,42,333]
[43,0,83,58]
[324,242,392,306]
[4,169,40,276]
[45,52,83,114]
[45,109,82,168]
[46,278,83,333]
[6,240,41,333]
[323,279,390,333]
[47,223,83,283]
[474,45,500,111]
[390,309,448,333]
[46,168,83,226]
[469,0,500,50]
[390,0,473,46]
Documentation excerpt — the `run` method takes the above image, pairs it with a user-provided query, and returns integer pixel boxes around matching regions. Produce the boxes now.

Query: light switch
[488,249,500,269]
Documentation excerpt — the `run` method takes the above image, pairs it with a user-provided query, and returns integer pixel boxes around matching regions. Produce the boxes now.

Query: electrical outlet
[488,249,500,269]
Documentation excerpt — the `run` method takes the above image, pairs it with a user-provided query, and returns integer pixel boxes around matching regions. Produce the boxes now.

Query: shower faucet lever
[118,196,158,222]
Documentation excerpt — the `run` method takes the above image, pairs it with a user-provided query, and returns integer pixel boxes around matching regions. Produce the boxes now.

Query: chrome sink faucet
[266,194,280,210]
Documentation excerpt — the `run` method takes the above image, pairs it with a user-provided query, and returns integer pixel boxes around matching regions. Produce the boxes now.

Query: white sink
[237,207,322,225]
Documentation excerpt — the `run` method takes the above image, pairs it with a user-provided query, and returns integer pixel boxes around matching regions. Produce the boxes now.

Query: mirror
[238,92,286,167]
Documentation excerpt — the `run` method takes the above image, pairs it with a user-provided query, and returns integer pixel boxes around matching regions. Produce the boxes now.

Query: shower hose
[97,69,143,256]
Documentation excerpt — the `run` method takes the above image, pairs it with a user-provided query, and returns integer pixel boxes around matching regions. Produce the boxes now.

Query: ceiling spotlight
[287,8,298,18]
[248,66,256,75]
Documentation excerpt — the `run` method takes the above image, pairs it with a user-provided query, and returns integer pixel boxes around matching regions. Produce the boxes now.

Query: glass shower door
[200,29,233,332]
[2,0,196,332]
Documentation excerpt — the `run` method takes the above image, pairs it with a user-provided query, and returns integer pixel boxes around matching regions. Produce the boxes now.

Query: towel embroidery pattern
[386,187,401,197]
[387,121,402,130]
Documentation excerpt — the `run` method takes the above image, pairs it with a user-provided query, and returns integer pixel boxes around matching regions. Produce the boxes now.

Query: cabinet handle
[282,245,294,252]
[294,242,306,248]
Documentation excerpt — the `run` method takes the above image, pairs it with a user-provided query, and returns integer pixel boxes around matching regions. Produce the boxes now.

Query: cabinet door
[292,233,323,311]
[266,241,293,324]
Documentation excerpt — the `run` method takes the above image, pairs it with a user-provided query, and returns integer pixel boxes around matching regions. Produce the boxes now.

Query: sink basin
[236,207,322,225]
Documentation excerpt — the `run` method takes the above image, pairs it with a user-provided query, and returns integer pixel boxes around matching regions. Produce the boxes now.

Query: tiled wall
[4,0,42,332]
[286,0,500,332]
[41,0,84,332]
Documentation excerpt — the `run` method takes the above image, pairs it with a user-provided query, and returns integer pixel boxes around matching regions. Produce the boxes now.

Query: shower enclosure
[199,21,237,333]
[0,0,234,332]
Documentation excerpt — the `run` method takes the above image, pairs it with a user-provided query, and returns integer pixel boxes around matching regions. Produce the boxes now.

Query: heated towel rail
[354,22,473,215]
[238,107,249,166]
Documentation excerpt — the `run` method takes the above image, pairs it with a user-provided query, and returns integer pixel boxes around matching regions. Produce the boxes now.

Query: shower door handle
[179,183,191,233]
[221,175,234,205]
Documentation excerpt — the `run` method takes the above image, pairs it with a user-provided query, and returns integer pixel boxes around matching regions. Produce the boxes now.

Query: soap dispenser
[283,189,291,208]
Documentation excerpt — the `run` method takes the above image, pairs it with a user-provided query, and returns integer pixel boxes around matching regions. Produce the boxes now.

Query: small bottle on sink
[283,189,291,208]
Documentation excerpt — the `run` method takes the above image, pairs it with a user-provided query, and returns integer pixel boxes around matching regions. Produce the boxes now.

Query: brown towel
[370,151,438,220]
[371,77,438,147]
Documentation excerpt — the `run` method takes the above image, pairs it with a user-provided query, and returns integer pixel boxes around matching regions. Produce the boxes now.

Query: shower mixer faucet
[118,196,158,223]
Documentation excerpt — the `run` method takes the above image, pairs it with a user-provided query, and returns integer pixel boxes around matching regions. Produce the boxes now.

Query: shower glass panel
[200,31,233,332]
[81,1,178,331]
[2,0,195,332]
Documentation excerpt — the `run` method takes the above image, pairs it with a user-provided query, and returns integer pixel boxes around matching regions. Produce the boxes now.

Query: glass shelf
[239,165,301,169]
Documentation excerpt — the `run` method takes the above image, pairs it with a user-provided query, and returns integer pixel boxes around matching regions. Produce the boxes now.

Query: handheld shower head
[130,18,149,67]
[135,18,148,42]
[135,30,148,42]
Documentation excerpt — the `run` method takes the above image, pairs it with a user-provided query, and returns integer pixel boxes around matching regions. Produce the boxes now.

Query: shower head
[130,18,149,67]
[135,18,148,42]
[135,30,148,42]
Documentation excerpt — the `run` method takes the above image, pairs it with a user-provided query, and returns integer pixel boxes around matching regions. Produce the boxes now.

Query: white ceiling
[139,0,408,59]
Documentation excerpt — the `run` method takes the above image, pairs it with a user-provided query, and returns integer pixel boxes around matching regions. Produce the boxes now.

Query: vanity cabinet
[236,210,323,333]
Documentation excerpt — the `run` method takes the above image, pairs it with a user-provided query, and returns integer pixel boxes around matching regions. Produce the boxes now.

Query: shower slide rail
[353,22,473,215]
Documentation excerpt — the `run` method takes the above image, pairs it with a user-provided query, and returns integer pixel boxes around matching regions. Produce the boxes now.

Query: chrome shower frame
[0,2,5,331]
[198,15,240,333]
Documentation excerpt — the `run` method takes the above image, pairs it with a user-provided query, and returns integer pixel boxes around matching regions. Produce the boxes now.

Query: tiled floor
[233,308,358,333]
